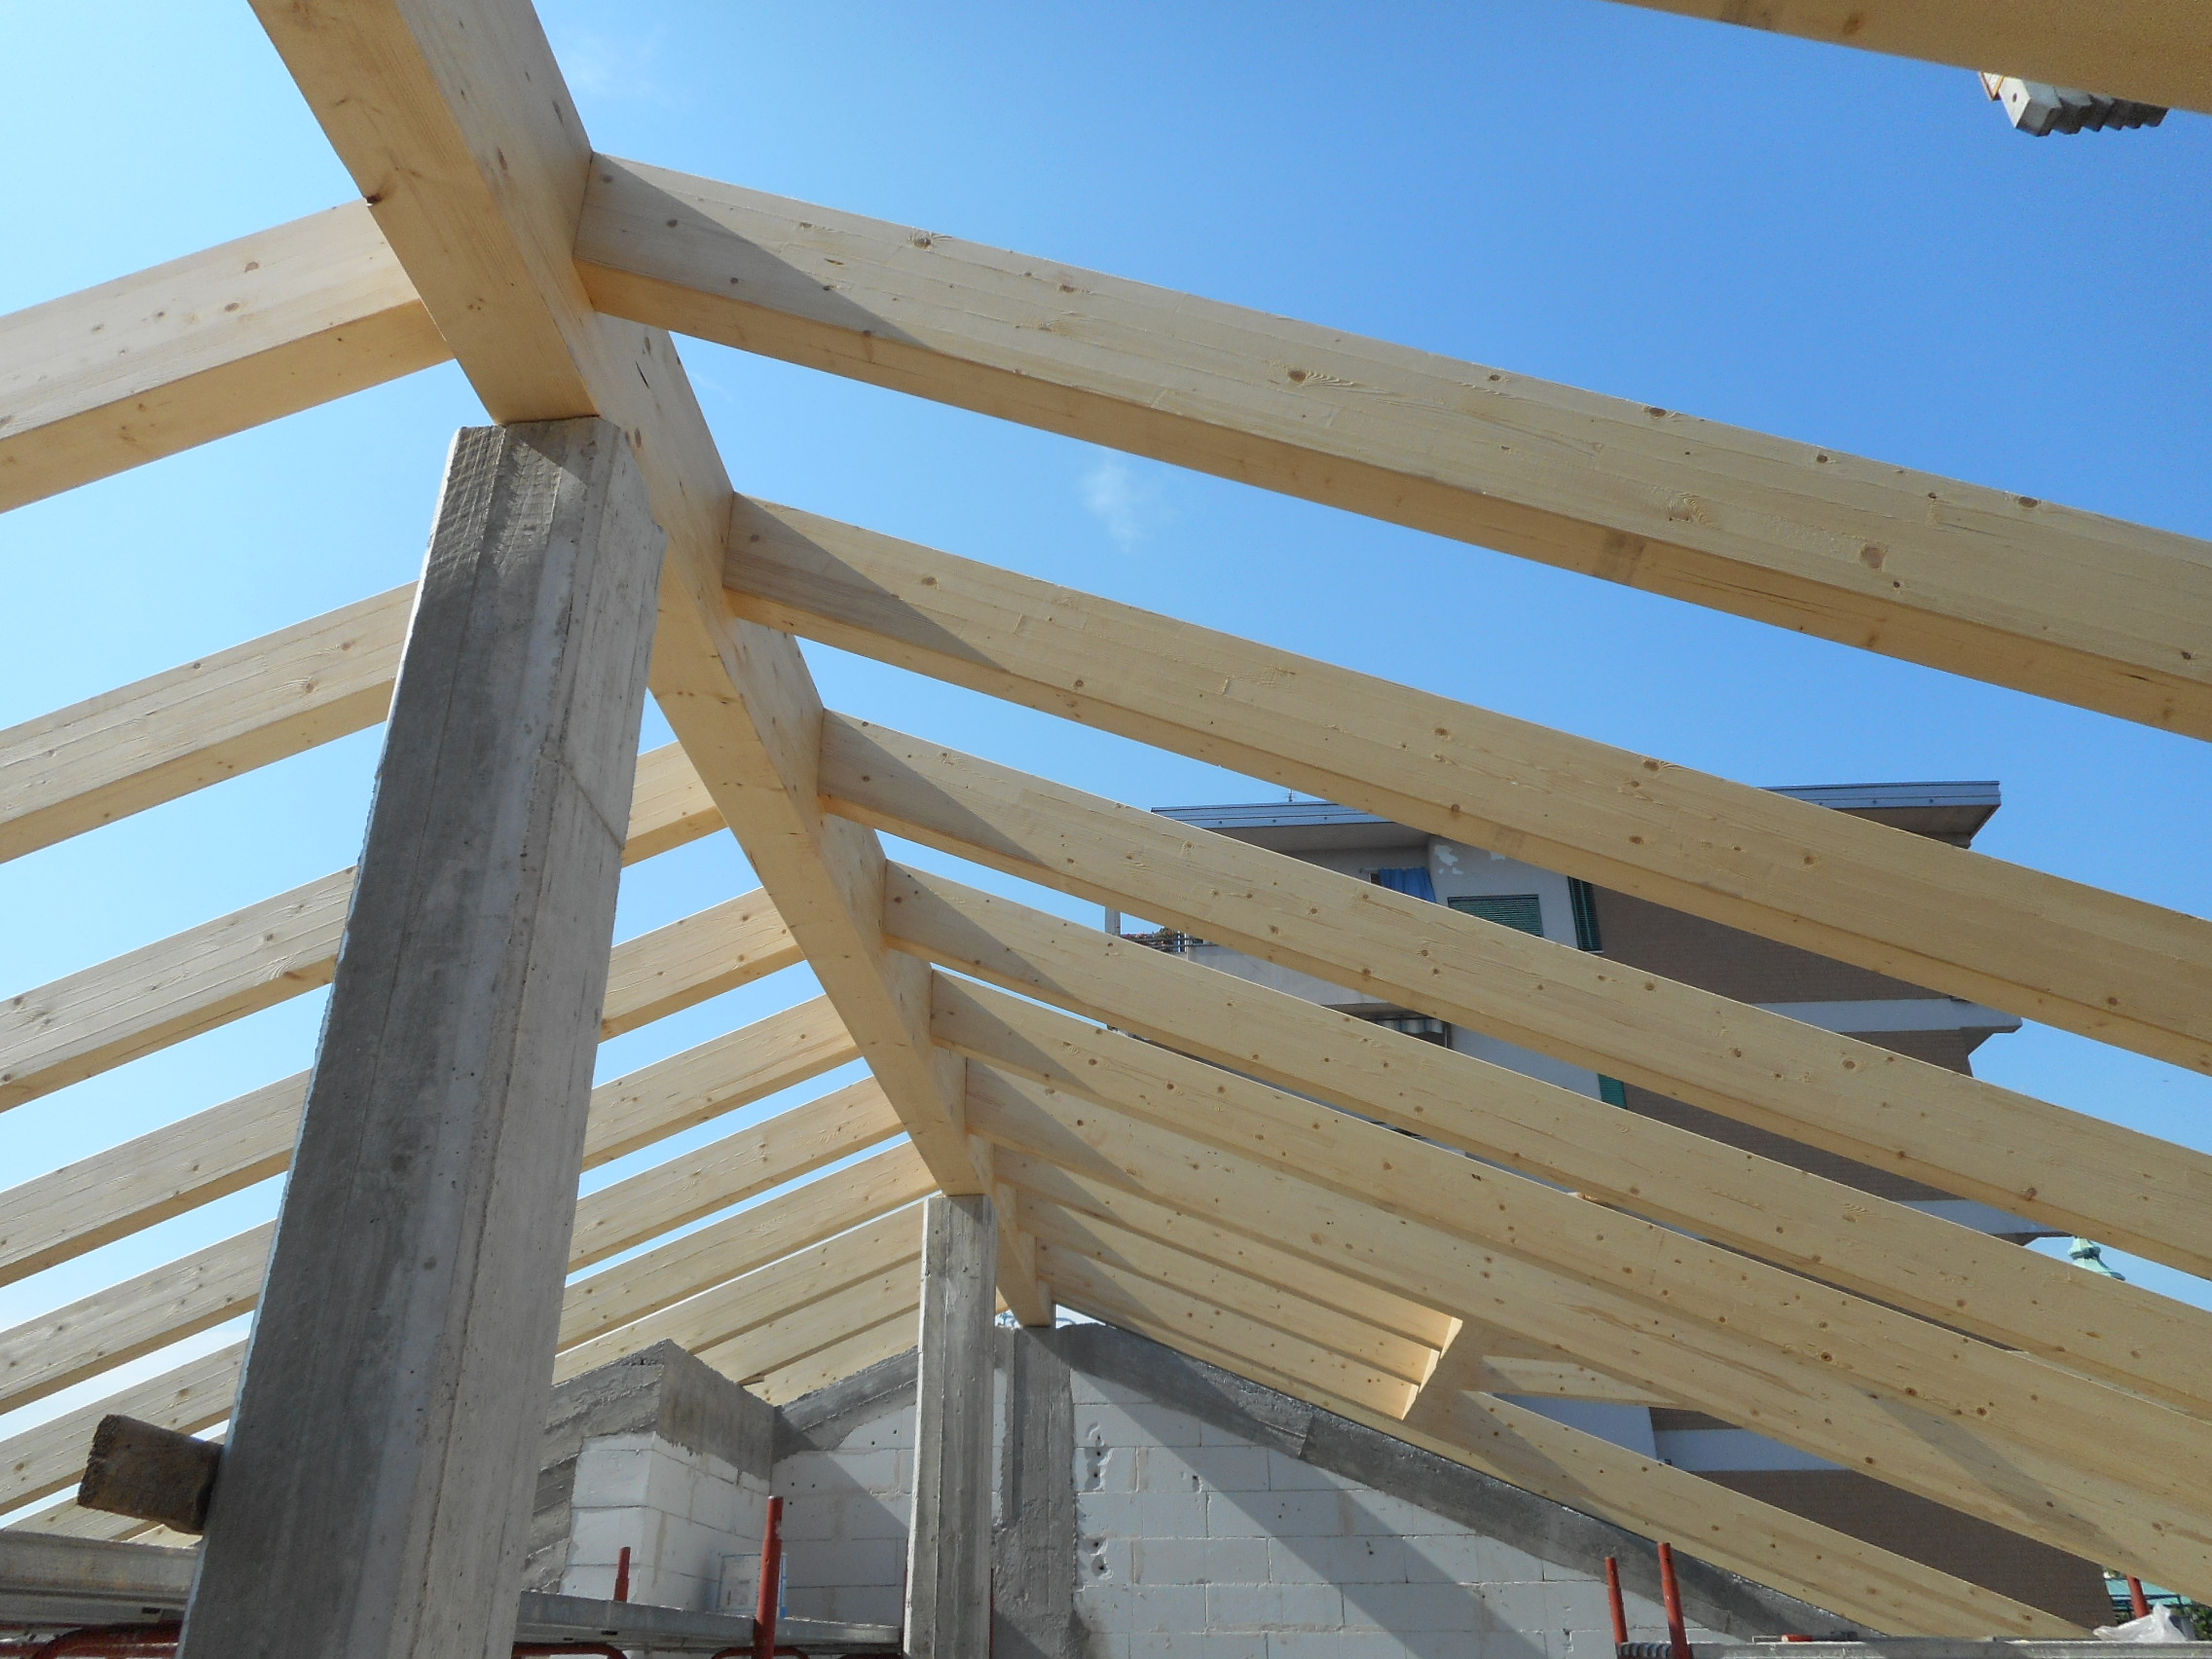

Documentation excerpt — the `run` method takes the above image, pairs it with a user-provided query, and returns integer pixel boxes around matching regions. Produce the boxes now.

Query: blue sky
[2,3,2207,1467]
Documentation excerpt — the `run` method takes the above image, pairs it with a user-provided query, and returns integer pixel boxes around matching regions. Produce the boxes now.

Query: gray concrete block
[1268,1533,1409,1585]
[1208,1581,1346,1632]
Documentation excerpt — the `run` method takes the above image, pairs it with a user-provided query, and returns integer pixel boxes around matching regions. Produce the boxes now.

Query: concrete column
[181,419,664,1659]
[993,1327,1081,1659]
[904,1193,998,1658]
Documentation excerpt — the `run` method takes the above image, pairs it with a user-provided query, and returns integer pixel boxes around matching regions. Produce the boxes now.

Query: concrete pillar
[904,1193,997,1658]
[180,419,664,1659]
[993,1327,1081,1659]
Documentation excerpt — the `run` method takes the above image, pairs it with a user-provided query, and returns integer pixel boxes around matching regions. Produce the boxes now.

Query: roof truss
[3,0,2207,1639]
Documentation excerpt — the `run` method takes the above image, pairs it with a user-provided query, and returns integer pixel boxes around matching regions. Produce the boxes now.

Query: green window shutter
[1447,893,1544,936]
[1599,1076,1628,1107]
[1567,878,1604,951]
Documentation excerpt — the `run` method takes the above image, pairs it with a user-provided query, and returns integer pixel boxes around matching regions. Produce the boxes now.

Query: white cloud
[1079,454,1164,548]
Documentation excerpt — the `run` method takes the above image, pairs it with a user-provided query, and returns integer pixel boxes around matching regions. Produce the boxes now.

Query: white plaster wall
[560,1430,769,1613]
[1071,1368,1729,1659]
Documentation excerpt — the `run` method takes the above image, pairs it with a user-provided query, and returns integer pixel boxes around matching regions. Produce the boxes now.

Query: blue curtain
[1372,866,1436,902]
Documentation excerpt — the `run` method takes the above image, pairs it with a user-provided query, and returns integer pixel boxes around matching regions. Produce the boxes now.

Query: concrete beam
[179,419,664,1659]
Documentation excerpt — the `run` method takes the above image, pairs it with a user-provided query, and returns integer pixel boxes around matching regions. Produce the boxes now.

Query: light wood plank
[746,1311,916,1406]
[0,756,757,1115]
[1475,1358,1673,1406]
[1594,1,2211,117]
[0,1026,870,1419]
[697,1268,923,1393]
[1044,1244,1419,1421]
[0,1090,900,1515]
[572,1205,923,1381]
[0,1229,269,1415]
[0,587,412,863]
[565,1075,900,1272]
[0,990,850,1288]
[577,159,2212,738]
[947,990,2212,1595]
[997,1147,1456,1352]
[0,1346,243,1516]
[246,0,1042,1327]
[560,1142,932,1346]
[0,206,448,515]
[723,508,2212,1075]
[1020,1196,1439,1386]
[864,819,2212,1412]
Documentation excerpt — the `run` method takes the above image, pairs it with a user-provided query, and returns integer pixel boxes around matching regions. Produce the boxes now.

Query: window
[1567,877,1604,951]
[1360,1012,1452,1046]
[1370,866,1436,902]
[1447,893,1543,936]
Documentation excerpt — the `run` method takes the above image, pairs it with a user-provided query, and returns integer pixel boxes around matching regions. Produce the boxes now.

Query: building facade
[1140,782,2111,1628]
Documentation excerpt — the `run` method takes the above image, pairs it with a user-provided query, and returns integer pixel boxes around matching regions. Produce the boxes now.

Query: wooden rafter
[241,0,1047,1325]
[1020,1197,1438,1393]
[0,1035,869,1416]
[1591,1,2212,117]
[1016,1198,2073,1637]
[575,159,2212,739]
[1,0,2204,1628]
[0,208,447,515]
[571,1204,924,1382]
[849,751,2212,1382]
[941,973,2212,1594]
[0,1096,913,1515]
[0,758,765,1113]
[724,505,2212,1073]
[0,587,411,863]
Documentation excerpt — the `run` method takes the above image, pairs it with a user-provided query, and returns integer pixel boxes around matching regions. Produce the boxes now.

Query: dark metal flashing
[1157,780,2003,852]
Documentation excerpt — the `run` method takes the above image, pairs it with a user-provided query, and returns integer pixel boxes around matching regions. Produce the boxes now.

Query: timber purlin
[0,0,2204,1642]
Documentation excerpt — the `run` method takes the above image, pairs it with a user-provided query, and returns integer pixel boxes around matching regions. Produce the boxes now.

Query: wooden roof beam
[724,503,2212,1075]
[565,1203,923,1382]
[882,863,2212,1419]
[0,745,751,1113]
[993,1145,1457,1354]
[1039,1238,1421,1420]
[941,977,2212,1594]
[1017,1191,1442,1392]
[831,718,2212,1289]
[0,1111,912,1510]
[1591,1,2211,118]
[247,0,1042,1324]
[0,870,793,1115]
[0,207,448,516]
[0,587,413,864]
[576,160,2212,738]
[746,1310,918,1405]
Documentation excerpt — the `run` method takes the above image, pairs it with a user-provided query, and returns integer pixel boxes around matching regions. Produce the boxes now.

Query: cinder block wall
[1065,1359,1718,1658]
[743,1324,1829,1658]
[771,1389,917,1627]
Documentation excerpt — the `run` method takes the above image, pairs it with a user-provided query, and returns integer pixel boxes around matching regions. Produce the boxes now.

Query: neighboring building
[1140,782,2113,1629]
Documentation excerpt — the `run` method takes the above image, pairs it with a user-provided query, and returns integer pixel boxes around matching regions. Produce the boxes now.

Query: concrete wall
[529,1342,774,1614]
[741,1325,1831,1658]
[1068,1357,1714,1658]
